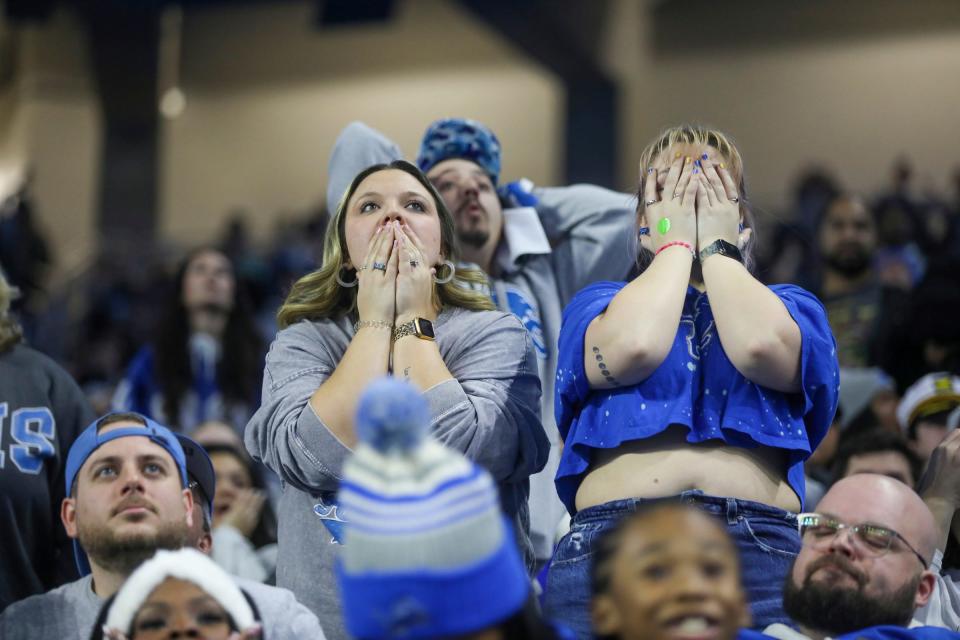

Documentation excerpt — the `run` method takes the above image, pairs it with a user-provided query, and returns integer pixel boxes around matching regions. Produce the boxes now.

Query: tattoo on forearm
[403,366,411,380]
[592,346,620,386]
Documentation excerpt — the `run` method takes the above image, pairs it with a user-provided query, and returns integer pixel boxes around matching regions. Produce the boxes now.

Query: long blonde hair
[278,161,494,329]
[636,125,757,272]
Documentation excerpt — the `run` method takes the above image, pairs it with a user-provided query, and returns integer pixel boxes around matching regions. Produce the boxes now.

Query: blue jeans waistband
[572,490,798,526]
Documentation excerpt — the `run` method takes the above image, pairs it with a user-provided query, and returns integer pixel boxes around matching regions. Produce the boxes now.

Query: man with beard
[0,412,324,639]
[815,195,909,369]
[765,474,953,640]
[325,119,636,569]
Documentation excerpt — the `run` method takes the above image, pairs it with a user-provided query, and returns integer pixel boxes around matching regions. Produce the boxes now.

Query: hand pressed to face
[395,222,439,323]
[641,153,698,254]
[344,170,443,325]
[695,159,747,250]
[641,145,747,254]
[210,451,263,538]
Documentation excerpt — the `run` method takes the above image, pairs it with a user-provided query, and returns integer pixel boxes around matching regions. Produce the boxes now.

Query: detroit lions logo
[504,287,548,358]
[313,496,347,544]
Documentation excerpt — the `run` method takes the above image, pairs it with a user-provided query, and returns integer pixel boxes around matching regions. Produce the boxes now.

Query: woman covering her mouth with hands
[543,126,839,638]
[244,160,548,640]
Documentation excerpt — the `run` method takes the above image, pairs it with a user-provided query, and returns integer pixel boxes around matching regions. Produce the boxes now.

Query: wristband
[354,320,392,332]
[655,241,695,259]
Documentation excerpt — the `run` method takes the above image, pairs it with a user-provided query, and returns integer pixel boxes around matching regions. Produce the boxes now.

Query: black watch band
[699,239,743,264]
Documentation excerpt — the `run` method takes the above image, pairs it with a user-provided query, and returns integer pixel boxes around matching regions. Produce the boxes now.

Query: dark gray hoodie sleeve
[325,121,403,214]
[534,184,638,304]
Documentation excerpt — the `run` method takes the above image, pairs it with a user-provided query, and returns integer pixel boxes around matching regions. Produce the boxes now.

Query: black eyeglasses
[798,513,928,569]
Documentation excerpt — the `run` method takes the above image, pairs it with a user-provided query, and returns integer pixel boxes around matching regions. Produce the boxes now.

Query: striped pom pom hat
[336,377,529,639]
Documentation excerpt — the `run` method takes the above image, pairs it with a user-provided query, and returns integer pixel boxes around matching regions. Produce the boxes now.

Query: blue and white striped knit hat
[336,378,529,639]
[416,118,502,186]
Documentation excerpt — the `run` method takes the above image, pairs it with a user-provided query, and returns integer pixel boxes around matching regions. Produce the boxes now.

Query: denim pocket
[551,520,605,566]
[738,514,800,557]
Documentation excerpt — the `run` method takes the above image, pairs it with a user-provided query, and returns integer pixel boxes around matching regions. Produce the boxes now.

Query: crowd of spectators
[1,117,960,640]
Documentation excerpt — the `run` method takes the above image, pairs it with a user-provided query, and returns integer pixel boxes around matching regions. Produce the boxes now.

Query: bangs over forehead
[638,125,745,181]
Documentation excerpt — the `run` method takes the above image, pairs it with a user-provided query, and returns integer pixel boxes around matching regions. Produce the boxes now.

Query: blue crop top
[554,282,839,515]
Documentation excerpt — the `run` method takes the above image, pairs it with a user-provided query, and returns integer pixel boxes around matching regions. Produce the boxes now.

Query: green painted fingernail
[657,218,671,235]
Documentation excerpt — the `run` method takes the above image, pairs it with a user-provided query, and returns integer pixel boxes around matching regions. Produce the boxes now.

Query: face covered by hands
[639,144,750,258]
[343,168,445,326]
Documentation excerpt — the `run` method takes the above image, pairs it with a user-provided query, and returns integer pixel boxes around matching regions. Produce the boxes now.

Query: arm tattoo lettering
[591,346,620,386]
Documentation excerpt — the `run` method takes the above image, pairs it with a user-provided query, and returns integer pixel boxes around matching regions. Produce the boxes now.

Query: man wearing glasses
[766,473,954,639]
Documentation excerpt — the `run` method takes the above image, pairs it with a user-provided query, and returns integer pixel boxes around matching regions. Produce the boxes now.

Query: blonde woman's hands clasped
[394,222,438,324]
[355,223,398,325]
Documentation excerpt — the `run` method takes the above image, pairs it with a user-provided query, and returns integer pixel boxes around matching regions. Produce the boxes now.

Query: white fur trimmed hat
[98,548,258,638]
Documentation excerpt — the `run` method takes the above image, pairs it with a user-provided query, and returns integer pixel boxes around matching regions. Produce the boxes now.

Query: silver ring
[356,265,368,271]
[644,198,657,207]
[729,196,740,204]
[409,260,419,268]
[672,192,681,200]
[372,262,387,272]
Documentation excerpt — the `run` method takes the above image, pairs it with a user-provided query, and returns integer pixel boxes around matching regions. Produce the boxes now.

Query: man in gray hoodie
[0,412,325,639]
[325,118,638,567]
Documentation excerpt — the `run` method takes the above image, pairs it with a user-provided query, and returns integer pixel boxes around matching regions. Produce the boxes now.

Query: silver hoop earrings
[433,260,456,284]
[336,265,358,288]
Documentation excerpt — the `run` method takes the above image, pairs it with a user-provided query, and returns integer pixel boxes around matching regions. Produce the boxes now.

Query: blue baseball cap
[65,412,189,576]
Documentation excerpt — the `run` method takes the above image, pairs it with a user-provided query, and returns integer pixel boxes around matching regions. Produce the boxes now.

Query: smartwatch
[698,239,743,264]
[393,317,435,342]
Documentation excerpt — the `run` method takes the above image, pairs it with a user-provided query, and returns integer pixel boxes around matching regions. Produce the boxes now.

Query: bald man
[761,474,956,640]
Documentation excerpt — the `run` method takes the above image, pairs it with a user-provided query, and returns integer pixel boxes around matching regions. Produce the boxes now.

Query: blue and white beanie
[416,118,502,186]
[336,378,529,639]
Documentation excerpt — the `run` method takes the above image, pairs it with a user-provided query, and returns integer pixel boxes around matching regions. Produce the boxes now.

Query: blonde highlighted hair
[636,125,757,272]
[278,161,494,329]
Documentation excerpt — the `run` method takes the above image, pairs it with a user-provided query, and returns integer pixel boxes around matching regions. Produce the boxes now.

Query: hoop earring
[433,260,456,285]
[336,265,358,288]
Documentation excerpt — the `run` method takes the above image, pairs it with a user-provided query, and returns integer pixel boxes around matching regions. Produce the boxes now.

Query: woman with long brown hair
[245,160,548,640]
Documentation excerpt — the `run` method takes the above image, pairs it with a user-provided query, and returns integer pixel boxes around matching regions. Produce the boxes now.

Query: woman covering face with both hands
[244,160,547,640]
[543,126,839,638]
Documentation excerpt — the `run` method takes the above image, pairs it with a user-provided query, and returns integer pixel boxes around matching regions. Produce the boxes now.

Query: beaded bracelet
[353,320,393,332]
[655,241,695,259]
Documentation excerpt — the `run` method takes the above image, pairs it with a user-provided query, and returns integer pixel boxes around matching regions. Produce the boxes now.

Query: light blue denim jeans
[542,490,800,639]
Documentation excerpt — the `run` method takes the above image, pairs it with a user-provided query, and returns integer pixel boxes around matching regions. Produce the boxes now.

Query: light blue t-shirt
[554,282,840,515]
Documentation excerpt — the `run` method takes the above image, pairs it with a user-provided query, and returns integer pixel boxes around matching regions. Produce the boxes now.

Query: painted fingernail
[674,152,681,159]
[701,153,708,160]
[685,156,692,164]
[647,167,654,174]
[694,159,701,167]
[719,162,726,169]
[692,168,699,174]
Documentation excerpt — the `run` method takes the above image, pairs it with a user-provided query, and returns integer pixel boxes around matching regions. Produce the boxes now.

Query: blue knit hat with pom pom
[336,378,529,640]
